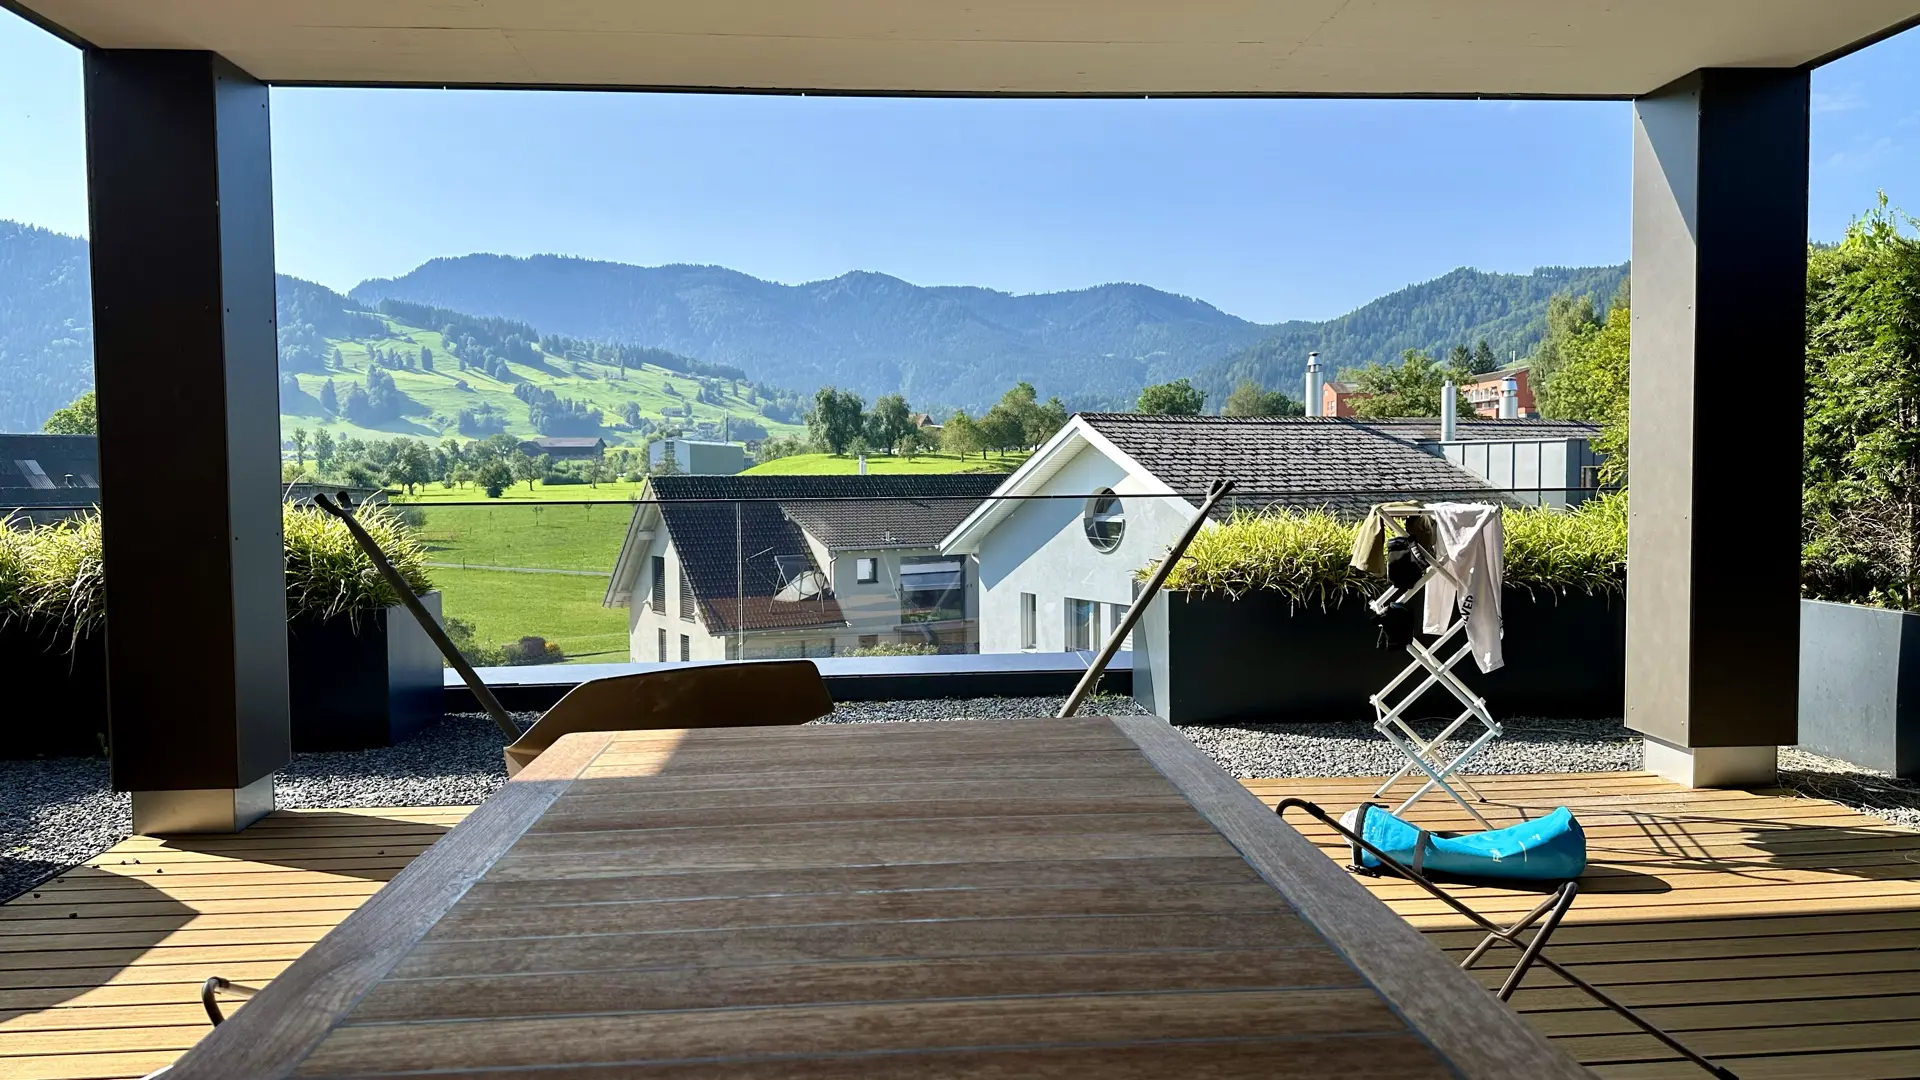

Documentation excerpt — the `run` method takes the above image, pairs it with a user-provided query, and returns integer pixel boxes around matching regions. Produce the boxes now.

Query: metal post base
[1642,738,1777,788]
[131,774,275,835]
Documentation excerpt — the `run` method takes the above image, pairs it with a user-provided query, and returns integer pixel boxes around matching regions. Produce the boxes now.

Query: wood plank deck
[1248,772,1920,1080]
[7,770,1920,1079]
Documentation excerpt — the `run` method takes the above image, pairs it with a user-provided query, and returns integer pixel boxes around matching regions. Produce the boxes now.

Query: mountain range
[1,219,1627,431]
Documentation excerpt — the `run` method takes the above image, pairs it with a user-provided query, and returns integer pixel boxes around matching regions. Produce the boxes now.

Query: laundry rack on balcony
[1361,503,1503,829]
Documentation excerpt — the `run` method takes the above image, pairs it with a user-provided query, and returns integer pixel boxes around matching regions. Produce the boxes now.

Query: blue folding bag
[1337,803,1587,882]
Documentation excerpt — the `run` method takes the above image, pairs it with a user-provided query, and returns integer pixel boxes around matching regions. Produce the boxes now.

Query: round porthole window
[1084,489,1125,553]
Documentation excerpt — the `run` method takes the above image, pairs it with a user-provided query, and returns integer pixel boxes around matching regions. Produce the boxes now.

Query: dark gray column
[1628,68,1808,786]
[85,51,288,831]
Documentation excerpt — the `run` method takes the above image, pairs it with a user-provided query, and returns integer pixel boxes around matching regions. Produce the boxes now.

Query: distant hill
[351,256,1273,411]
[1193,264,1630,405]
[0,222,93,432]
[0,223,805,444]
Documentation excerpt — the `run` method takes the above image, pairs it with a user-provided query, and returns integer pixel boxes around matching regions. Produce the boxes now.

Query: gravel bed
[9,700,1918,901]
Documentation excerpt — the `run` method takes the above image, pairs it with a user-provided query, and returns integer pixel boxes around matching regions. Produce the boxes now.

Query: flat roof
[11,1,1917,97]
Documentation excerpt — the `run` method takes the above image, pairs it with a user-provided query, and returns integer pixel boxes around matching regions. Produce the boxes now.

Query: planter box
[1134,587,1624,725]
[0,620,108,758]
[1799,599,1920,778]
[287,592,445,752]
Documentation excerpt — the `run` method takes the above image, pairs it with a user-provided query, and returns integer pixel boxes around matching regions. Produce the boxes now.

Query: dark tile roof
[1076,414,1510,516]
[647,474,1001,632]
[0,434,100,509]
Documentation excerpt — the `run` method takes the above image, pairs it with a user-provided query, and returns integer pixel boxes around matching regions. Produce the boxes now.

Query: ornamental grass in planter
[1131,495,1628,724]
[0,504,445,757]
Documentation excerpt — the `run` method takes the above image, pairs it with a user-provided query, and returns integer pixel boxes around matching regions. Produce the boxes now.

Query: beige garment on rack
[1351,501,1433,578]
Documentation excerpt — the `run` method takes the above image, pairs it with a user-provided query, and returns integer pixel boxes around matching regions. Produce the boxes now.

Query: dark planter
[287,592,444,752]
[0,619,108,757]
[1134,587,1625,725]
[1799,599,1920,778]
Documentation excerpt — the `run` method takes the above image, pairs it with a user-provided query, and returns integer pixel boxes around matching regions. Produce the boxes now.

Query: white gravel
[8,699,1916,901]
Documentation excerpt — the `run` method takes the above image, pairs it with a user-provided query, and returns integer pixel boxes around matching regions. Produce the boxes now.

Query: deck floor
[1249,772,1920,1080]
[6,774,1920,1079]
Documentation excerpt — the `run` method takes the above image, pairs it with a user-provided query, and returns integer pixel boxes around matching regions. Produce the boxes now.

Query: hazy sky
[1,11,1914,324]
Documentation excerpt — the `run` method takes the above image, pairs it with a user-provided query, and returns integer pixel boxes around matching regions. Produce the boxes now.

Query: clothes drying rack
[1365,505,1502,829]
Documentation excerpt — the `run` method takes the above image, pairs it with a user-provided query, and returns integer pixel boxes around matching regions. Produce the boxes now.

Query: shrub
[845,642,939,656]
[19,513,107,645]
[282,503,434,625]
[1142,494,1628,605]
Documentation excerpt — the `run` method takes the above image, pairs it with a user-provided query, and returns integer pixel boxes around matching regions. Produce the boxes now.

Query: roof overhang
[604,491,660,608]
[939,416,1172,555]
[10,2,1917,97]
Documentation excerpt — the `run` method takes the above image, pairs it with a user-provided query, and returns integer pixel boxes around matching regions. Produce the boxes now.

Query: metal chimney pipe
[1499,377,1520,420]
[1304,352,1323,417]
[1440,381,1457,442]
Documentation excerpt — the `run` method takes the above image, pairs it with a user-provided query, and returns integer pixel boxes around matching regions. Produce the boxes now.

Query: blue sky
[1,12,1914,325]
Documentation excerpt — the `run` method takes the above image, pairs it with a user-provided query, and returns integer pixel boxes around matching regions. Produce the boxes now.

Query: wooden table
[165,717,1586,1079]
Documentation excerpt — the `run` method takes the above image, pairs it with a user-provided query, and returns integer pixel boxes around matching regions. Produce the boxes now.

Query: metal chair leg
[1272,799,1741,1080]
[200,976,258,1026]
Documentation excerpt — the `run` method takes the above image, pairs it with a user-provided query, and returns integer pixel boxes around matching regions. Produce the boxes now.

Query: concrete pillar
[85,51,288,831]
[1628,69,1808,787]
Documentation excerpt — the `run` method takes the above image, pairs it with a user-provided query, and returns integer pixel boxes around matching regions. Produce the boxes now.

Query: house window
[650,555,667,612]
[679,565,695,621]
[855,557,879,584]
[1066,598,1098,652]
[1109,601,1132,651]
[680,634,691,661]
[1083,489,1125,553]
[1020,592,1038,650]
[900,557,966,624]
[656,628,667,662]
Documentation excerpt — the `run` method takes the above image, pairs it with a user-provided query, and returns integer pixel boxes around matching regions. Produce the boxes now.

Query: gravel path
[7,699,1918,901]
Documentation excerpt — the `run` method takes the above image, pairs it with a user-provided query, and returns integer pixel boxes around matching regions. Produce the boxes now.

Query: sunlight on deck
[7,773,1920,1079]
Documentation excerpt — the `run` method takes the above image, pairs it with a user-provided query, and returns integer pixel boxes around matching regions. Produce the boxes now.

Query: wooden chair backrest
[503,660,834,775]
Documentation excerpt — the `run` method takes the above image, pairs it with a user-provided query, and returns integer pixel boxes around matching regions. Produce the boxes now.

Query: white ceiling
[12,1,1919,96]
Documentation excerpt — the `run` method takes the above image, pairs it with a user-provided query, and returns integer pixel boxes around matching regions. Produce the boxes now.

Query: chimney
[1498,377,1520,420]
[1304,352,1323,417]
[1440,381,1457,442]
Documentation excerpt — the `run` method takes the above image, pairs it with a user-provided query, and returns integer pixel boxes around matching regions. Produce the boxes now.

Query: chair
[504,659,834,775]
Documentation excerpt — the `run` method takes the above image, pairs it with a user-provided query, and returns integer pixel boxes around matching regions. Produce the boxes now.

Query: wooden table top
[165,717,1584,1079]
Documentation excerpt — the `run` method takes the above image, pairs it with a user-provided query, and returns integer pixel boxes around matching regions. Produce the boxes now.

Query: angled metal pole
[312,493,519,739]
[1059,478,1235,718]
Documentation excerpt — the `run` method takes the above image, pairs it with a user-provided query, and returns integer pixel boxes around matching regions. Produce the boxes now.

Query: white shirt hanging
[1421,502,1505,673]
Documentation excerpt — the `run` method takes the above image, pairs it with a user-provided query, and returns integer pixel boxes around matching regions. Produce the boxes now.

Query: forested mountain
[351,256,1273,411]
[0,222,92,432]
[1193,264,1630,405]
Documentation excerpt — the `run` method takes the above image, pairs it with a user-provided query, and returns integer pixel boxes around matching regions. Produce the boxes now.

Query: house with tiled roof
[938,412,1600,655]
[604,473,1004,661]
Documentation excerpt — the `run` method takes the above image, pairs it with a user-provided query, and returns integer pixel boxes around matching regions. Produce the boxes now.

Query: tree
[944,410,985,460]
[1802,195,1920,608]
[1347,349,1475,419]
[312,430,336,471]
[806,387,866,454]
[1222,380,1304,417]
[1471,339,1500,375]
[1530,292,1603,386]
[511,450,543,491]
[1136,378,1206,416]
[1448,344,1474,373]
[477,459,513,498]
[895,430,924,459]
[1537,298,1631,485]
[42,390,98,435]
[865,393,914,454]
[290,427,310,470]
[318,379,340,416]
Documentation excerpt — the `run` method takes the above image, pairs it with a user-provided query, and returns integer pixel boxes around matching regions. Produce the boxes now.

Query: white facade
[956,440,1193,655]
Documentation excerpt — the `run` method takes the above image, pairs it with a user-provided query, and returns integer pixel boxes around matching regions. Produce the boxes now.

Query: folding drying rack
[1364,505,1502,828]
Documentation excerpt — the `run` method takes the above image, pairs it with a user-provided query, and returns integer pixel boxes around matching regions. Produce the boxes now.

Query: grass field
[744,452,1026,476]
[409,503,634,571]
[431,567,630,665]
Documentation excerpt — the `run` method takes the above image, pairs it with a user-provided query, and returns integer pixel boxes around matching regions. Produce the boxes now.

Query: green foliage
[42,390,97,435]
[13,513,107,644]
[282,503,434,625]
[808,387,866,454]
[1142,496,1627,605]
[1803,195,1920,610]
[845,642,940,656]
[982,382,1069,450]
[1346,348,1474,419]
[1221,380,1304,417]
[1471,339,1499,375]
[1537,298,1631,485]
[865,393,915,453]
[1137,378,1206,416]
